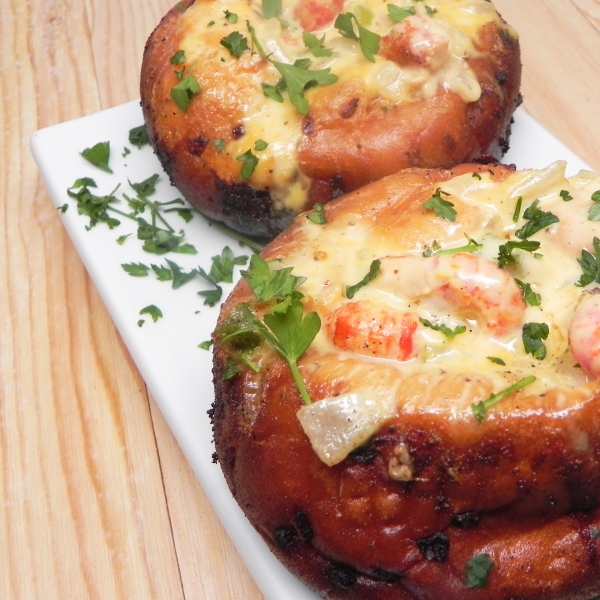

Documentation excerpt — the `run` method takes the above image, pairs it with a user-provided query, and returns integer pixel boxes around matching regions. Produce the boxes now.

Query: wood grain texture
[2,0,600,598]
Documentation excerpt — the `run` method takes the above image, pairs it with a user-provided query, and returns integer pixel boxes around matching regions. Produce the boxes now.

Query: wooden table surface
[2,0,600,598]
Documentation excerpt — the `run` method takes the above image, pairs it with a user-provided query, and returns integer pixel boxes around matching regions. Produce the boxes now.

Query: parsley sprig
[576,237,600,287]
[472,375,536,422]
[419,318,466,339]
[465,554,495,588]
[522,322,549,359]
[515,199,559,239]
[423,189,456,222]
[334,12,381,62]
[423,235,481,257]
[241,255,306,301]
[346,259,381,299]
[248,21,338,114]
[497,239,540,269]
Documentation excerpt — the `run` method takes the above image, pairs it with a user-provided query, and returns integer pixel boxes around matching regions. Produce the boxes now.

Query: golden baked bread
[141,0,521,237]
[211,161,600,599]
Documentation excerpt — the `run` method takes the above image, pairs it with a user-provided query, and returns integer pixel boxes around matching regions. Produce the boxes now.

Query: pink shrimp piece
[379,254,526,335]
[379,14,450,71]
[293,0,344,32]
[326,301,419,361]
[569,288,600,378]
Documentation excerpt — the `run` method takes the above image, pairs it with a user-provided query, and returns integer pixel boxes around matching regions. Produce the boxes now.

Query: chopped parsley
[248,22,337,114]
[302,31,333,57]
[423,235,481,257]
[81,141,112,173]
[419,318,466,339]
[576,237,600,287]
[170,50,186,65]
[128,125,149,148]
[170,73,202,112]
[465,554,494,588]
[588,190,600,221]
[334,12,381,62]
[236,149,259,180]
[522,322,549,359]
[515,199,559,239]
[212,138,225,153]
[262,0,282,19]
[220,31,248,59]
[497,239,540,268]
[307,203,327,224]
[472,376,536,422]
[139,304,163,323]
[560,189,573,201]
[254,139,268,151]
[515,278,541,306]
[423,189,456,222]
[241,255,306,301]
[224,9,238,23]
[487,356,506,366]
[387,5,416,22]
[512,195,522,222]
[346,259,381,299]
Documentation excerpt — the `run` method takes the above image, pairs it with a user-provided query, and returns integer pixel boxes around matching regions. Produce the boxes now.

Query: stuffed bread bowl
[211,161,600,599]
[141,0,521,237]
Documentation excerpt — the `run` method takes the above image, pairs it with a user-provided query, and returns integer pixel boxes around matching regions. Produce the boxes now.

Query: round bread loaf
[141,0,521,237]
[211,162,600,599]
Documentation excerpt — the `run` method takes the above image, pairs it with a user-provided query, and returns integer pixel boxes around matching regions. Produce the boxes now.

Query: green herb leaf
[465,554,494,588]
[307,203,327,224]
[271,59,338,114]
[215,303,264,352]
[241,255,306,302]
[199,340,213,350]
[222,357,240,380]
[261,81,285,103]
[522,322,549,359]
[198,286,223,307]
[67,179,121,229]
[346,259,381,299]
[425,235,482,257]
[140,304,163,322]
[387,4,416,22]
[220,31,248,59]
[472,375,536,422]
[122,262,150,277]
[208,246,249,284]
[254,139,268,151]
[302,31,333,57]
[576,237,600,287]
[170,73,202,112]
[419,318,466,339]
[128,125,149,148]
[589,193,600,221]
[515,199,559,239]
[254,296,320,404]
[212,139,225,152]
[151,263,173,281]
[487,356,506,365]
[497,239,541,268]
[129,173,159,197]
[164,259,199,289]
[81,141,113,173]
[224,9,238,23]
[262,0,282,19]
[57,203,68,213]
[170,50,186,65]
[236,149,259,180]
[423,189,456,222]
[472,172,482,180]
[512,195,523,222]
[515,278,541,306]
[334,12,381,62]
[560,189,573,202]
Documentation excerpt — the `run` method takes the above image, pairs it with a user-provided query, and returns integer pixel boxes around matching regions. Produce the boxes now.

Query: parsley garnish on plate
[139,304,163,323]
[588,190,600,221]
[423,189,456,222]
[170,72,202,112]
[307,203,327,224]
[81,141,113,173]
[497,239,540,268]
[241,255,306,301]
[236,149,259,180]
[128,125,149,148]
[220,31,248,59]
[302,31,333,57]
[423,235,481,257]
[262,0,281,19]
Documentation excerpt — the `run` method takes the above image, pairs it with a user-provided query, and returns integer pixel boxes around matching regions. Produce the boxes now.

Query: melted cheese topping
[286,163,600,461]
[177,0,515,210]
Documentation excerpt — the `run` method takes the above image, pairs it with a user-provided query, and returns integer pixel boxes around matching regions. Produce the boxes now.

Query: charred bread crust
[211,163,600,599]
[141,0,521,238]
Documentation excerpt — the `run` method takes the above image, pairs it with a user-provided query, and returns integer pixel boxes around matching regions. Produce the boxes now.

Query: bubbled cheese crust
[141,0,520,237]
[212,163,600,599]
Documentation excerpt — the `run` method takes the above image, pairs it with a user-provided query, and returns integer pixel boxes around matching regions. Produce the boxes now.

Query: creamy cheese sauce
[288,163,600,391]
[177,0,515,210]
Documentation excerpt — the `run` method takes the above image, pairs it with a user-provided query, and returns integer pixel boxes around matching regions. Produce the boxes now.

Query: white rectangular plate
[30,101,591,600]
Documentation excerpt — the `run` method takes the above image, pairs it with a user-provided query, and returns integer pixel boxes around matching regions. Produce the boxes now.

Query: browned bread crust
[211,163,600,599]
[141,0,521,237]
